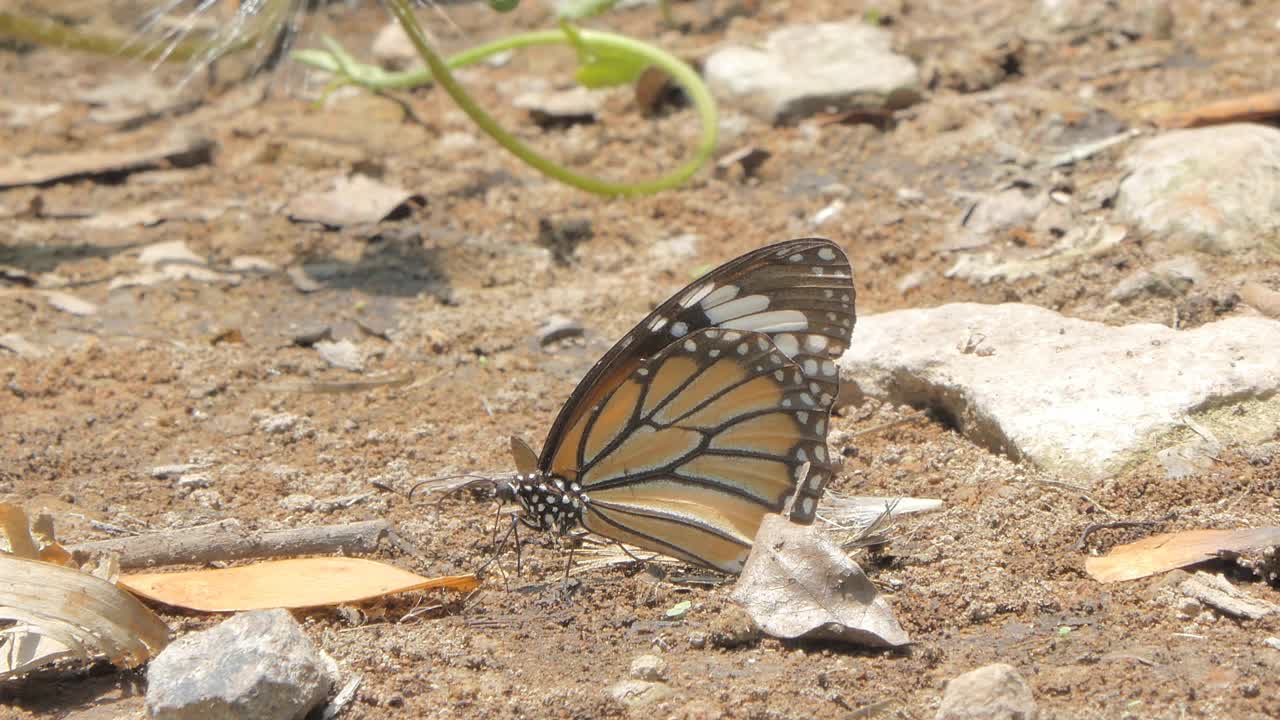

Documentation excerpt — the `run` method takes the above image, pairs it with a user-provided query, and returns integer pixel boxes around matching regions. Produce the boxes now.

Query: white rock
[838,303,1280,480]
[151,463,203,479]
[370,21,417,70]
[42,291,99,317]
[628,654,668,681]
[315,339,364,372]
[704,20,920,124]
[259,413,300,434]
[607,680,673,708]
[1108,255,1204,301]
[279,493,318,512]
[139,240,205,268]
[230,255,280,273]
[0,333,47,359]
[1116,124,1280,253]
[146,609,337,720]
[936,663,1038,720]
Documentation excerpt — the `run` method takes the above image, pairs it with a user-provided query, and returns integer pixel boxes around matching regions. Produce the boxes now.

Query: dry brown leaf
[1,504,170,679]
[0,132,213,188]
[731,515,909,647]
[286,174,418,227]
[119,557,479,612]
[1085,528,1280,583]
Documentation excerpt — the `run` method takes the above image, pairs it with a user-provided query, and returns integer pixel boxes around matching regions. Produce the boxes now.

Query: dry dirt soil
[2,1,1279,719]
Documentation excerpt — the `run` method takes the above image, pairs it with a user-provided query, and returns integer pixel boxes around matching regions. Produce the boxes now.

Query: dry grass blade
[0,556,170,679]
[818,493,944,549]
[570,536,679,575]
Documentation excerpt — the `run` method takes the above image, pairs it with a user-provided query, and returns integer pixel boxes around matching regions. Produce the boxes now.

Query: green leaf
[665,600,692,618]
[576,55,647,88]
[488,0,521,11]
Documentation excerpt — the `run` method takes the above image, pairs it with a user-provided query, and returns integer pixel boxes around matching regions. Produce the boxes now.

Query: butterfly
[495,238,856,574]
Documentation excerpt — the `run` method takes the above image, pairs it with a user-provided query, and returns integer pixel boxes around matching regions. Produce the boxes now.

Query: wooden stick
[69,519,397,569]
[1159,89,1280,129]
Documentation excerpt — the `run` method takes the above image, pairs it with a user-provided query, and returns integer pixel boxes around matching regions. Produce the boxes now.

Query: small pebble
[536,315,584,346]
[259,413,300,434]
[629,654,668,682]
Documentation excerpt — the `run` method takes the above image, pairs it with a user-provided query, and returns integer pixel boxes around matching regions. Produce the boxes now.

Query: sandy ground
[2,1,1279,718]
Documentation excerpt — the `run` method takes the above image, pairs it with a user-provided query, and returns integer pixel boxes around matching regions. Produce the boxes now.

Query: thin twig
[1075,519,1166,551]
[69,519,397,569]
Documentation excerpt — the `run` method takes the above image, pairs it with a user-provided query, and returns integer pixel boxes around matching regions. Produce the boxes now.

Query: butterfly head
[501,472,584,535]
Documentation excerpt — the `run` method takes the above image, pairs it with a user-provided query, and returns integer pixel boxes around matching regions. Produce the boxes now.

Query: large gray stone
[1116,124,1280,253]
[704,20,920,125]
[146,609,337,720]
[838,303,1280,480]
[936,663,1038,720]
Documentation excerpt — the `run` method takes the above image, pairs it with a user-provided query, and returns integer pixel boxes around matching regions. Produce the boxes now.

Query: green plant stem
[376,0,717,197]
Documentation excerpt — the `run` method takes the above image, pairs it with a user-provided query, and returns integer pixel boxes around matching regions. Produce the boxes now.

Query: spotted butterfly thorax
[498,238,855,573]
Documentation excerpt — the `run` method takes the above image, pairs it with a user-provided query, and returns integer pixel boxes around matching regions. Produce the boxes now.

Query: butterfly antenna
[407,473,504,502]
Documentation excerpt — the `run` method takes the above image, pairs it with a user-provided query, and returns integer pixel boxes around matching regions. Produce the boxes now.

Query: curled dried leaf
[0,556,170,679]
[732,515,909,648]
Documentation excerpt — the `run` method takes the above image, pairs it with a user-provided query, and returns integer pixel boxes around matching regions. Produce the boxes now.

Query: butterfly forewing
[570,327,836,573]
[540,238,855,509]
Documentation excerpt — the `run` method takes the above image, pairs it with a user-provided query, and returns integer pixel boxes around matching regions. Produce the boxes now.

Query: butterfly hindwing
[570,327,835,573]
[540,237,855,512]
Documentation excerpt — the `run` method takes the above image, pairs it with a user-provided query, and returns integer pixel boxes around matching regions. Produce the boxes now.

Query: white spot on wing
[700,284,740,309]
[803,358,818,375]
[671,321,689,337]
[722,310,809,333]
[774,333,799,357]
[704,295,770,323]
[737,343,749,355]
[818,247,836,261]
[805,335,829,352]
[822,360,837,376]
[801,497,815,515]
[683,339,697,352]
[679,283,716,308]
[723,331,742,342]
[789,253,804,262]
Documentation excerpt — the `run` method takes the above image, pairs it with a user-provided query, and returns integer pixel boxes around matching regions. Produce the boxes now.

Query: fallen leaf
[0,504,169,679]
[119,557,479,612]
[287,174,418,227]
[731,515,910,647]
[0,557,171,678]
[1085,528,1280,583]
[0,132,213,188]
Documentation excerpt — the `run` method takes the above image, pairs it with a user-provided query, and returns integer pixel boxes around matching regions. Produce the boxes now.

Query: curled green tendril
[295,0,718,197]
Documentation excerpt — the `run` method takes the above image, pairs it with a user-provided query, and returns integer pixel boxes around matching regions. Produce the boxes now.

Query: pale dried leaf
[286,174,417,226]
[1085,528,1280,583]
[0,556,170,679]
[119,557,479,612]
[0,132,213,188]
[731,515,909,647]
